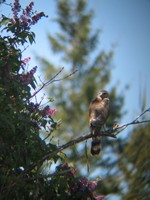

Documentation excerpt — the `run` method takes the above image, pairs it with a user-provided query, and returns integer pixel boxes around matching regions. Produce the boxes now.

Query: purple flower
[12,0,21,18]
[78,178,88,191]
[25,2,34,17]
[9,1,47,31]
[31,12,46,25]
[70,177,88,194]
[20,66,37,85]
[62,163,69,168]
[88,180,98,191]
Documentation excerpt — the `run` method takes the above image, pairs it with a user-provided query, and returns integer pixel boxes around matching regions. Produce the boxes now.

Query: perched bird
[89,90,110,155]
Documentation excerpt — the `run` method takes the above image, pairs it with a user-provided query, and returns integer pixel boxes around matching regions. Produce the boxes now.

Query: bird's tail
[91,127,101,155]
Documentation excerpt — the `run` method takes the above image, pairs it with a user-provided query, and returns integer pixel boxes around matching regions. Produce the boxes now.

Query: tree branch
[21,107,150,176]
[30,67,78,99]
[8,108,150,190]
[114,108,150,135]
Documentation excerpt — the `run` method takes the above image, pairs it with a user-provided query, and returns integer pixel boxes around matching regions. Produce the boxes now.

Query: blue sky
[1,0,150,127]
[88,0,150,123]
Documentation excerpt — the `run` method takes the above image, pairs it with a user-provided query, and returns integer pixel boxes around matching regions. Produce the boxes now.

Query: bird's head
[98,90,109,99]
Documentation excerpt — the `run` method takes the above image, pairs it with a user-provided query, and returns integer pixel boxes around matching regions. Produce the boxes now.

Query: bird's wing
[89,98,109,127]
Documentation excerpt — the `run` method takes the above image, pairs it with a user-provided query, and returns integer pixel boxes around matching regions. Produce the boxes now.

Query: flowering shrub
[9,0,46,32]
[0,1,103,199]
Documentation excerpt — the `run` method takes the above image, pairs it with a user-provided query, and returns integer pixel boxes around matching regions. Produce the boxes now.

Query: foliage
[0,1,103,199]
[118,124,150,200]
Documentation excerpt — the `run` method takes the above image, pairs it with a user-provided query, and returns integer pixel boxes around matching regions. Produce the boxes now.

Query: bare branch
[114,108,150,135]
[30,67,78,99]
[50,68,78,83]
[133,108,150,122]
[30,67,64,99]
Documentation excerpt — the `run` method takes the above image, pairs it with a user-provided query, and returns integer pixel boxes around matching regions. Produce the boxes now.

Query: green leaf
[28,32,35,44]
[48,97,55,102]
[41,119,47,129]
[0,15,10,27]
[30,78,37,90]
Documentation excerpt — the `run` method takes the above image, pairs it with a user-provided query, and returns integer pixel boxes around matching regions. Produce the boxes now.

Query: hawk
[89,90,110,155]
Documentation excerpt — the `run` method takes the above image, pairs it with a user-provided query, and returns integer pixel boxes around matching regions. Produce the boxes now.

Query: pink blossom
[88,180,98,191]
[95,195,105,200]
[41,106,57,117]
[70,168,77,175]
[47,108,57,116]
[22,57,31,64]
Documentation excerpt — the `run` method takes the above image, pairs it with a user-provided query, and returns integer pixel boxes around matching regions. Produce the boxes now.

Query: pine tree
[41,0,124,142]
[39,0,125,195]
[118,124,150,199]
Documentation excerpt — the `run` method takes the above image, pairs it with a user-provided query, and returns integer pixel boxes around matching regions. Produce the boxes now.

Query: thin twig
[30,67,78,99]
[114,108,150,135]
[134,108,150,122]
[30,67,64,99]
[21,45,29,54]
[50,68,78,83]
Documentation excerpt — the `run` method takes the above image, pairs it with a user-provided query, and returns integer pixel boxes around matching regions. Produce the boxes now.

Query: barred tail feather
[90,127,101,155]
[91,136,101,155]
